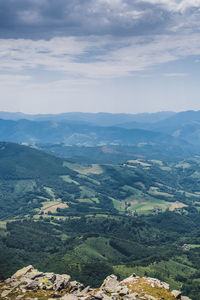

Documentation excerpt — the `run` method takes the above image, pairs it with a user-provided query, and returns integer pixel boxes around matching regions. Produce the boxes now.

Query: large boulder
[11,265,34,279]
[171,290,182,299]
[54,274,71,291]
[101,274,119,293]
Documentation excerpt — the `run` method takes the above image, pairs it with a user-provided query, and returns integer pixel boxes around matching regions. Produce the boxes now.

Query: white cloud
[18,10,42,24]
[178,0,200,12]
[0,31,199,80]
[164,73,187,77]
[141,0,200,12]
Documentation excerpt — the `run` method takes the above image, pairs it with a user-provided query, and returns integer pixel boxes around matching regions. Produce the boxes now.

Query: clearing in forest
[41,200,68,214]
[75,164,103,175]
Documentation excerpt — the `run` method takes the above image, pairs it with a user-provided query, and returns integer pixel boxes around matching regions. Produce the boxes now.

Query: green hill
[1,142,200,220]
[0,142,200,298]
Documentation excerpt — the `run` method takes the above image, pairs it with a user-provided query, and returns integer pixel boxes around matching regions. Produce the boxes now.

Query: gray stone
[146,278,169,290]
[81,285,91,293]
[12,265,34,279]
[101,293,112,299]
[10,280,22,288]
[119,286,129,296]
[101,275,119,293]
[61,295,79,300]
[121,277,138,284]
[27,271,44,280]
[144,294,157,300]
[1,289,11,297]
[181,297,192,300]
[61,274,71,282]
[111,292,119,299]
[93,291,104,299]
[70,281,84,292]
[54,274,70,291]
[4,278,11,284]
[45,273,57,283]
[26,280,40,290]
[171,290,182,299]
[122,292,138,300]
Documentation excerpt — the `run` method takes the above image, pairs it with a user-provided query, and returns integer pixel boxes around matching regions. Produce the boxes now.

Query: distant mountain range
[0,118,186,147]
[0,111,175,125]
[0,110,199,146]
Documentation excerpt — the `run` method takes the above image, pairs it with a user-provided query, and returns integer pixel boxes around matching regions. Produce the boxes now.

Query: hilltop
[0,265,190,300]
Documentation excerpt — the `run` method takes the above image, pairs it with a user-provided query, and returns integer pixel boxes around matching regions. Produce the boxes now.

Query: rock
[54,274,70,291]
[100,293,112,299]
[4,278,11,284]
[38,277,54,290]
[101,275,119,293]
[146,278,169,290]
[121,276,139,284]
[111,292,119,299]
[10,280,22,288]
[171,290,182,299]
[26,280,40,290]
[70,280,84,292]
[12,265,34,279]
[27,271,44,280]
[119,286,129,296]
[1,289,11,297]
[93,291,104,299]
[144,294,157,300]
[122,292,138,300]
[45,273,57,282]
[81,285,91,293]
[0,267,192,300]
[61,274,71,282]
[61,295,79,300]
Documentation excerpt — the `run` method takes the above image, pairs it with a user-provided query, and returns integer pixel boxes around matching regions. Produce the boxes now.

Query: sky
[1,0,200,114]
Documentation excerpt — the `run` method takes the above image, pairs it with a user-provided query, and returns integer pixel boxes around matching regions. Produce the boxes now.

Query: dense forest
[0,142,200,299]
[1,212,200,299]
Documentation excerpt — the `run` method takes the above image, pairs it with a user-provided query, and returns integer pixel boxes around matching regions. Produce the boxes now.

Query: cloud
[0,0,173,38]
[0,0,199,83]
[141,0,200,12]
[0,0,199,41]
[164,73,187,77]
[0,31,199,81]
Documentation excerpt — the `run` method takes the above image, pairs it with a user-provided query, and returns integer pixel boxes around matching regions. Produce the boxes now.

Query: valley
[1,112,200,299]
[0,138,200,299]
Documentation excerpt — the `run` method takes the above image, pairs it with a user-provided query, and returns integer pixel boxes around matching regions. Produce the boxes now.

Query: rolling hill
[0,142,199,298]
[0,118,189,148]
[0,141,200,220]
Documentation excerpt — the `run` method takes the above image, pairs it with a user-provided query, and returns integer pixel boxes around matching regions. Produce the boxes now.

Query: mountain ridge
[0,265,190,300]
[0,118,188,146]
[0,111,175,125]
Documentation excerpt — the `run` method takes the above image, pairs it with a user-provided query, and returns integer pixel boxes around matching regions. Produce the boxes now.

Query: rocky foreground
[0,266,191,300]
